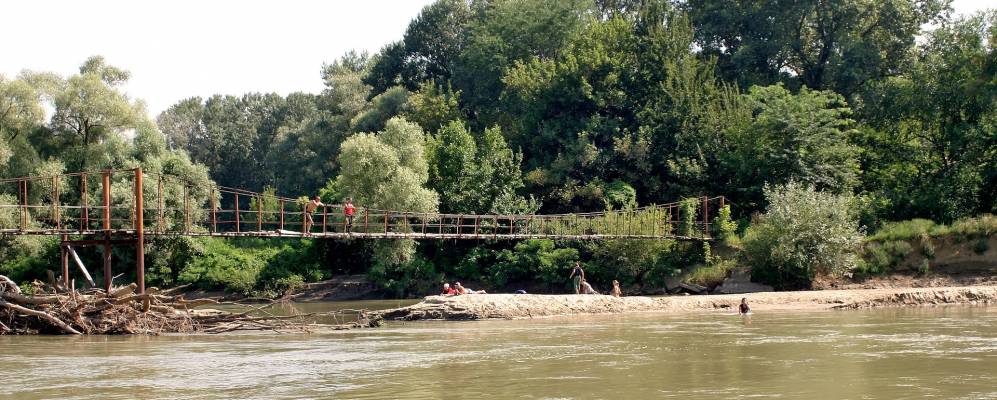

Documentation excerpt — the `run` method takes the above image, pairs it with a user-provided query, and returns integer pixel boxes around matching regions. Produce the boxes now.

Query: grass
[686,259,737,288]
[867,214,997,242]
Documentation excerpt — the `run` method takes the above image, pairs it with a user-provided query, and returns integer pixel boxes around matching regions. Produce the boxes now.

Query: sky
[1,0,991,119]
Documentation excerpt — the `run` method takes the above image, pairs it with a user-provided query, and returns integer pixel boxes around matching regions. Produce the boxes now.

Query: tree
[404,81,463,133]
[320,52,372,119]
[426,120,479,213]
[727,84,860,208]
[0,74,46,144]
[351,87,410,133]
[454,0,595,124]
[47,56,140,170]
[330,117,439,286]
[332,117,438,214]
[855,11,997,222]
[686,0,950,94]
[426,121,533,214]
[743,182,865,289]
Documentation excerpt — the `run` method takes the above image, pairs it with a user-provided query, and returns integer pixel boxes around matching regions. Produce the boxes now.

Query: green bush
[881,240,913,259]
[686,258,737,288]
[952,214,997,238]
[868,219,945,242]
[973,238,989,255]
[712,204,738,245]
[368,255,441,298]
[679,198,699,237]
[919,233,936,259]
[177,239,276,296]
[743,182,864,289]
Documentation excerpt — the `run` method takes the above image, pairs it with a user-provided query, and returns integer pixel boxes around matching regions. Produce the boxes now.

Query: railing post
[61,236,69,290]
[81,174,88,232]
[19,180,26,230]
[52,176,59,230]
[184,185,191,234]
[279,199,285,231]
[102,171,111,231]
[364,208,369,234]
[210,188,217,233]
[702,195,709,238]
[157,177,164,233]
[234,193,240,233]
[322,205,328,234]
[134,168,145,294]
[383,212,389,235]
[256,194,262,232]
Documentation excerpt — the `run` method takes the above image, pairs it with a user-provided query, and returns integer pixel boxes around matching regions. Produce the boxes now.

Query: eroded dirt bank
[374,285,997,321]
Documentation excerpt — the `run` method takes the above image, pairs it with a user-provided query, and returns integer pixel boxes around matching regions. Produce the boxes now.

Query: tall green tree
[727,84,861,208]
[856,11,997,221]
[686,0,950,94]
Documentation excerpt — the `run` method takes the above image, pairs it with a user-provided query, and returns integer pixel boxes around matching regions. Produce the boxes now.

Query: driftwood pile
[0,275,381,335]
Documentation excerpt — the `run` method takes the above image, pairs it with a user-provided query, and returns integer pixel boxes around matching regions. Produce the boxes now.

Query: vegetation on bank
[2,1,996,296]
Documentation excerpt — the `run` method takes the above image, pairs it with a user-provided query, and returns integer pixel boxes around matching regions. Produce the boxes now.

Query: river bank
[374,285,997,321]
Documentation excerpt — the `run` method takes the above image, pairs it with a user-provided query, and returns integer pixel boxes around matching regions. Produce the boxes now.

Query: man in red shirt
[344,198,356,232]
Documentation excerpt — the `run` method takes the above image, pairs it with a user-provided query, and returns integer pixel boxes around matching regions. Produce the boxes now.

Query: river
[2,302,996,399]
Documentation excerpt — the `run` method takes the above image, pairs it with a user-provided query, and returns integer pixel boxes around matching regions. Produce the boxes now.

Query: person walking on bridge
[303,196,325,236]
[344,198,356,232]
[569,261,585,294]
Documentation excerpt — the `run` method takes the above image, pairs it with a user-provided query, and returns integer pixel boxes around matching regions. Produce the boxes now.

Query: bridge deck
[0,228,707,241]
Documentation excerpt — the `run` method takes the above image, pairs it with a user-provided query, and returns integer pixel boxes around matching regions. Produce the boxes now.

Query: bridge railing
[1,169,726,240]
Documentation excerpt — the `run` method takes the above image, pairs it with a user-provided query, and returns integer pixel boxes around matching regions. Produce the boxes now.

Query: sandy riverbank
[373,285,997,321]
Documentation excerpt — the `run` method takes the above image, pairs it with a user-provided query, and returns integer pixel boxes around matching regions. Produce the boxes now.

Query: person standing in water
[303,196,325,236]
[739,297,751,314]
[344,198,356,232]
[569,261,585,294]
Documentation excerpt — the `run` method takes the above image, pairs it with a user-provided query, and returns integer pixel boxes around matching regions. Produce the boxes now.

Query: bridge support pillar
[134,168,145,294]
[61,234,69,290]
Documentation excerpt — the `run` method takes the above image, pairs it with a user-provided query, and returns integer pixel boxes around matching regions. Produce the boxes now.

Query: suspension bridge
[0,168,725,293]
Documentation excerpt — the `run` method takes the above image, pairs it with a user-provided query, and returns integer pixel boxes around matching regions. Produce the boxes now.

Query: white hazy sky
[1,0,991,118]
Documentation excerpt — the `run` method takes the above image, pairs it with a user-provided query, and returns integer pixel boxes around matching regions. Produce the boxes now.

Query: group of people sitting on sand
[438,261,623,297]
[440,282,487,296]
[570,261,622,297]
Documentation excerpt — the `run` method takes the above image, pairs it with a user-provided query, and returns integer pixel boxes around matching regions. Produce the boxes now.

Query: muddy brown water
[2,302,996,399]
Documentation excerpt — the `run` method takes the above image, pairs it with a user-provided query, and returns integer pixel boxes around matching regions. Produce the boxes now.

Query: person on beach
[580,278,600,295]
[441,283,457,296]
[303,196,325,236]
[455,282,486,295]
[569,261,585,294]
[739,297,751,314]
[610,280,622,297]
[344,198,356,232]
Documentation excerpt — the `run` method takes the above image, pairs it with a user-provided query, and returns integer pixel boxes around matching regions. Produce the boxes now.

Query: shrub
[712,205,738,244]
[368,256,441,298]
[679,198,699,237]
[868,219,945,242]
[686,258,737,288]
[919,233,936,259]
[743,182,864,289]
[177,239,276,296]
[973,238,989,255]
[952,214,997,238]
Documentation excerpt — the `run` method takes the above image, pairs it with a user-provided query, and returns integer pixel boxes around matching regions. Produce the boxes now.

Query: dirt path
[374,285,997,321]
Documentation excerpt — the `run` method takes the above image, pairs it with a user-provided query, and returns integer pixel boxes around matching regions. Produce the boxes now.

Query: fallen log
[0,298,81,334]
[0,274,383,335]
